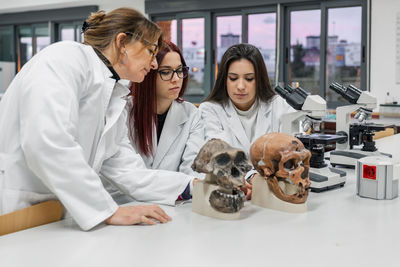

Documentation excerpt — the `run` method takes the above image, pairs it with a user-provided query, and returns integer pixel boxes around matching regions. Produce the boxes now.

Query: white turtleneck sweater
[232,100,259,143]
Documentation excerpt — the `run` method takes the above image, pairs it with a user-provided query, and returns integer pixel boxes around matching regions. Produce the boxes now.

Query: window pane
[216,15,242,69]
[182,18,205,95]
[0,26,15,97]
[61,27,75,41]
[156,20,177,44]
[18,26,33,70]
[34,25,50,54]
[326,6,362,105]
[0,26,13,61]
[289,9,321,94]
[248,13,276,85]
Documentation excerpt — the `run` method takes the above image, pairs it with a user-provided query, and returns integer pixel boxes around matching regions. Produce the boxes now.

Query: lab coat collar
[152,101,188,168]
[89,46,130,114]
[90,47,130,172]
[92,47,121,81]
[254,96,274,141]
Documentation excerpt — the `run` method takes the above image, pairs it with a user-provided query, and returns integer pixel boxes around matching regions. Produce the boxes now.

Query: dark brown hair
[205,43,275,105]
[129,40,188,157]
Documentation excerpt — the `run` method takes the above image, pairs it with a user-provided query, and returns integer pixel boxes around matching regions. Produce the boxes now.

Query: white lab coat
[0,41,193,230]
[129,101,205,178]
[199,95,295,154]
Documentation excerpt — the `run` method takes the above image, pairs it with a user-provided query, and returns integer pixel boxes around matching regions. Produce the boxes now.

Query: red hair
[129,40,188,157]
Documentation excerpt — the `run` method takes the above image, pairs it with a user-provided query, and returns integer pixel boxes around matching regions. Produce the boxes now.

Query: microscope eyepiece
[274,85,289,98]
[329,82,360,104]
[274,84,307,110]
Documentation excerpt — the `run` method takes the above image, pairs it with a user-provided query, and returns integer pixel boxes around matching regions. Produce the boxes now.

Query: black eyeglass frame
[157,66,190,81]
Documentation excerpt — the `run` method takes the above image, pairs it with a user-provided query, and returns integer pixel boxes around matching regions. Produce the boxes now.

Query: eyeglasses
[158,66,189,81]
[125,32,159,61]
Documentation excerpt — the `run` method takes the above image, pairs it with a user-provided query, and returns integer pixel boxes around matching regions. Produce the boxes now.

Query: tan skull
[250,133,311,204]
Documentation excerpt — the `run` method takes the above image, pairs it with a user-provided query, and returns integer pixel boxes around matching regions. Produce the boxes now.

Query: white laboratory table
[1,135,400,267]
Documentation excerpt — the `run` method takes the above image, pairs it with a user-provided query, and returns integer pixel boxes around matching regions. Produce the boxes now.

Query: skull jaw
[216,175,245,190]
[209,188,245,213]
[266,176,309,204]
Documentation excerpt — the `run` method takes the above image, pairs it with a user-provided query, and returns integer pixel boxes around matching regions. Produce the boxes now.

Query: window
[282,2,366,108]
[34,24,50,53]
[182,18,206,96]
[248,12,277,85]
[325,6,362,105]
[147,0,369,106]
[288,9,321,95]
[216,15,242,66]
[16,24,50,71]
[0,26,15,96]
[59,21,84,42]
[0,6,97,73]
[0,26,13,62]
[17,26,33,70]
[154,14,211,103]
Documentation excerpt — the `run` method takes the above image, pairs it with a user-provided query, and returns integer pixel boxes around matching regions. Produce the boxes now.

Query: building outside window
[148,0,367,107]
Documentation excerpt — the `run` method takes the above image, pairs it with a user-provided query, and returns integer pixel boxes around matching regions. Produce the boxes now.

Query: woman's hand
[240,181,252,200]
[240,174,255,200]
[105,205,172,226]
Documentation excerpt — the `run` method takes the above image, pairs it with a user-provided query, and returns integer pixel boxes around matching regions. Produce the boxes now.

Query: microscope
[275,84,325,134]
[329,82,393,168]
[276,84,347,192]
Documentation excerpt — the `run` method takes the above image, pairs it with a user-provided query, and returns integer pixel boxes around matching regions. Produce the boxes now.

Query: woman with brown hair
[0,8,194,230]
[199,44,294,196]
[129,40,205,197]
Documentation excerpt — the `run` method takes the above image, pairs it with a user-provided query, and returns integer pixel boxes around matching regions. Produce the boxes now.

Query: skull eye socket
[234,151,246,165]
[301,168,309,179]
[284,159,295,170]
[216,153,230,165]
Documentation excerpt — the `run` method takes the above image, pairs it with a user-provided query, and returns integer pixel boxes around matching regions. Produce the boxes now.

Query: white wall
[371,0,400,105]
[0,0,145,14]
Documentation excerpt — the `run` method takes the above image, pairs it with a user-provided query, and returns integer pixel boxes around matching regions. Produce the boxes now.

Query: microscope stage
[309,166,346,192]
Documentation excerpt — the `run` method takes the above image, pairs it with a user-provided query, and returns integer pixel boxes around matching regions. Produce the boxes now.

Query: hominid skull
[250,133,311,204]
[192,139,252,213]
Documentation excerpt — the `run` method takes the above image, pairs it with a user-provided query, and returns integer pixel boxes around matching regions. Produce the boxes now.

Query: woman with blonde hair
[0,8,194,230]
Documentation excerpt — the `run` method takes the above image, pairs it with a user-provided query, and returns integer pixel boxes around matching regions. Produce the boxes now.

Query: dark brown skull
[192,139,252,213]
[250,133,311,204]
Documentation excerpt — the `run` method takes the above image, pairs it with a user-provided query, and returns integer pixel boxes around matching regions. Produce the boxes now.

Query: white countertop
[1,134,399,267]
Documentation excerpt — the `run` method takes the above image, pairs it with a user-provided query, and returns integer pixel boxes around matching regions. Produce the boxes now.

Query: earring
[121,51,128,65]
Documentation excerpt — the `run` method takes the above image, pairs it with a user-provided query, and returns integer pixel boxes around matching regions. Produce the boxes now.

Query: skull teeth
[214,188,244,200]
[209,188,245,213]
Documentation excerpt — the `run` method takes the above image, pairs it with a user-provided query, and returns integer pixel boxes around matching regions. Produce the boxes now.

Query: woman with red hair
[128,40,205,198]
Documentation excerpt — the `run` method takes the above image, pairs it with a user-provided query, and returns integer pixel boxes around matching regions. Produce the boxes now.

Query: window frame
[152,12,212,103]
[151,0,370,106]
[0,6,98,73]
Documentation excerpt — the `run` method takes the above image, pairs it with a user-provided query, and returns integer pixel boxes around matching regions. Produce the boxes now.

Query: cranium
[250,133,311,204]
[192,139,252,213]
